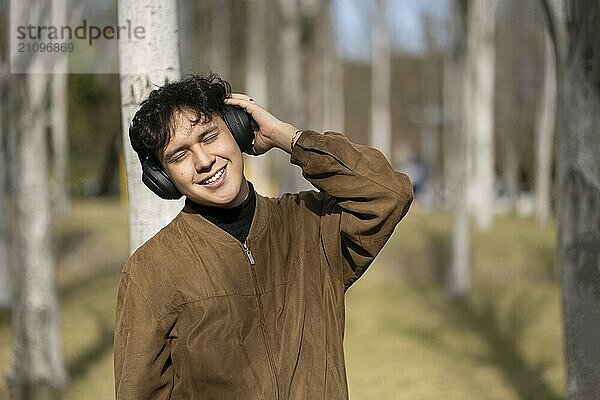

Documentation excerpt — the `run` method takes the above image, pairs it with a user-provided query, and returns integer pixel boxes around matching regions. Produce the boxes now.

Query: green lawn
[0,200,564,399]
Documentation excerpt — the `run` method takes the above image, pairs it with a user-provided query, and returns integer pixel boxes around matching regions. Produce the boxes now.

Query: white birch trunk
[543,0,600,397]
[245,0,275,197]
[8,3,67,396]
[210,0,231,79]
[370,0,392,161]
[0,64,10,309]
[323,1,345,133]
[465,0,496,230]
[447,0,470,299]
[534,32,556,225]
[0,182,8,310]
[118,0,184,254]
[420,13,441,209]
[50,0,70,217]
[308,7,325,133]
[442,57,453,210]
[278,0,311,194]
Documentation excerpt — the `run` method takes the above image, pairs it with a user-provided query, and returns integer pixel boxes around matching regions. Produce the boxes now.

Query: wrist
[273,123,300,153]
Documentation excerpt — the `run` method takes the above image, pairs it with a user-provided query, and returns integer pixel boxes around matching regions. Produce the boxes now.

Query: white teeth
[202,167,225,184]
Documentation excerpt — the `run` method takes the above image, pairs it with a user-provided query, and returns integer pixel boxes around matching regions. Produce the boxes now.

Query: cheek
[215,142,242,165]
[168,163,195,183]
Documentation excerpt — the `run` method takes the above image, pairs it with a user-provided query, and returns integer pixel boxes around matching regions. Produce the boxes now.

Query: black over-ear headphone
[140,105,255,200]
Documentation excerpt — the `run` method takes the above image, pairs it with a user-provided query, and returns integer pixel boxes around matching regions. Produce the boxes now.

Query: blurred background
[0,0,576,398]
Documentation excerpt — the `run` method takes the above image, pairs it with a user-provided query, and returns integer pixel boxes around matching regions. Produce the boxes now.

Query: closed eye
[202,132,219,143]
[202,131,219,143]
[168,151,187,163]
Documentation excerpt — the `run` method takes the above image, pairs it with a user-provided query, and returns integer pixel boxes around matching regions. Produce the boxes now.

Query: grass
[0,200,564,399]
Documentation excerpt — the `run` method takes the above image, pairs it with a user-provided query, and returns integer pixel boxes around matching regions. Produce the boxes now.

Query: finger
[224,97,259,110]
[229,93,253,101]
[224,97,247,109]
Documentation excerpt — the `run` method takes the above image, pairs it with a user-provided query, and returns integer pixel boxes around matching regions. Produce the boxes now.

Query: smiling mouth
[200,166,226,185]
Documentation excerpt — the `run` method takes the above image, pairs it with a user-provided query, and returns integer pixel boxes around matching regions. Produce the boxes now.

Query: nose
[191,145,215,172]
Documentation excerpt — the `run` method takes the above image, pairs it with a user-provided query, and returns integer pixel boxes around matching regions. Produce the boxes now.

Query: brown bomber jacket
[114,130,413,399]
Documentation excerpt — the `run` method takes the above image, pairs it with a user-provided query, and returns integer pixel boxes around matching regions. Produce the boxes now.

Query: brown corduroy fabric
[114,130,413,399]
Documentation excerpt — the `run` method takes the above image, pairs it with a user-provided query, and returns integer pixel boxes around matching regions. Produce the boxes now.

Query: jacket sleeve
[114,270,174,399]
[290,130,413,290]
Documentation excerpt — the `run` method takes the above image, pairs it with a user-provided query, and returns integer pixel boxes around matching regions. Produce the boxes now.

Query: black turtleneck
[187,181,256,243]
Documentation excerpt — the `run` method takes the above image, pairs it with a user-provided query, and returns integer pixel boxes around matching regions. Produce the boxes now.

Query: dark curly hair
[129,73,231,158]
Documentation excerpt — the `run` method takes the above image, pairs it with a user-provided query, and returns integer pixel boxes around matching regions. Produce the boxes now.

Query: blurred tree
[542,0,600,398]
[245,0,274,196]
[446,0,470,299]
[322,0,345,133]
[305,0,325,132]
[0,1,10,309]
[302,0,345,135]
[118,0,184,253]
[533,31,556,224]
[495,0,545,215]
[279,0,305,129]
[7,0,67,397]
[370,0,392,161]
[278,0,312,193]
[0,58,8,309]
[67,74,122,196]
[420,12,443,209]
[465,0,496,230]
[50,0,70,216]
[495,0,523,213]
[211,0,231,80]
[245,0,269,108]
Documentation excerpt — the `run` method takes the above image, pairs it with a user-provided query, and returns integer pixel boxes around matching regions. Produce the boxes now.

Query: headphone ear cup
[141,157,183,200]
[221,105,255,153]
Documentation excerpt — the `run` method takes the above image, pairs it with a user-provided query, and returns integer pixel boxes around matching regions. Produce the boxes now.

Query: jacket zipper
[242,241,280,399]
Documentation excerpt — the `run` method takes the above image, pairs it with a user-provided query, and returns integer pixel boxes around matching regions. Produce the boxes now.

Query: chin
[188,184,243,208]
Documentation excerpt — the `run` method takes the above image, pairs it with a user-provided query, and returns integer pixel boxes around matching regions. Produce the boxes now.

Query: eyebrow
[163,124,218,161]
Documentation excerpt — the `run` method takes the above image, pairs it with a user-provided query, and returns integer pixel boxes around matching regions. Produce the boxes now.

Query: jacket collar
[179,188,269,244]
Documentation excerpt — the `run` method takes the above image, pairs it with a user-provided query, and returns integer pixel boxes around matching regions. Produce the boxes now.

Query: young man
[114,74,413,399]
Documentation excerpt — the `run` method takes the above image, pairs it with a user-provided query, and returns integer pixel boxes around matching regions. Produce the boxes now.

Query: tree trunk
[370,0,392,161]
[50,0,70,217]
[307,3,325,133]
[543,0,600,398]
[0,62,10,309]
[245,0,274,197]
[211,0,231,79]
[534,32,556,225]
[465,0,496,230]
[420,13,442,209]
[50,73,69,216]
[7,4,67,396]
[446,0,470,299]
[118,0,184,254]
[322,1,345,133]
[278,0,311,194]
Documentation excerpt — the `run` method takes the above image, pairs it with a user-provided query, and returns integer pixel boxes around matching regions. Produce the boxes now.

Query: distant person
[114,73,413,399]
